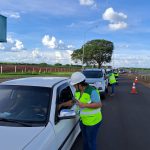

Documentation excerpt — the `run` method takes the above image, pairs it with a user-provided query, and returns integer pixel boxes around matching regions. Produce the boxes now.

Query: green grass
[0,72,72,78]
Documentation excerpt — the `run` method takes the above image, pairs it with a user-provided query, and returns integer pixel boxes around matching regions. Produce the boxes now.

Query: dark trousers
[111,83,115,94]
[80,121,101,150]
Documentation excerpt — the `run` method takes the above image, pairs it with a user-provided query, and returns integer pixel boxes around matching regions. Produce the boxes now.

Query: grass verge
[0,72,72,78]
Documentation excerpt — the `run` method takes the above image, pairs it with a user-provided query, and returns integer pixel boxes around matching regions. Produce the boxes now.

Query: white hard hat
[70,72,86,85]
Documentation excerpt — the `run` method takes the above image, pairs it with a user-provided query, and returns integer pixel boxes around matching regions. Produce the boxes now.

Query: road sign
[0,15,7,42]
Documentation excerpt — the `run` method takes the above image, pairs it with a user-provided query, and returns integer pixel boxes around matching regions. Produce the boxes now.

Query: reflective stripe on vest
[80,108,100,115]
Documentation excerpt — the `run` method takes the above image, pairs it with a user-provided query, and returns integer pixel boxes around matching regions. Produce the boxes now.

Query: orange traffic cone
[134,77,138,83]
[131,82,137,94]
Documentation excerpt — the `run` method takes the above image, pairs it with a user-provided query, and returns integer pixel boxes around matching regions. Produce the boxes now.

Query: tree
[39,63,49,67]
[71,39,114,68]
[54,63,62,66]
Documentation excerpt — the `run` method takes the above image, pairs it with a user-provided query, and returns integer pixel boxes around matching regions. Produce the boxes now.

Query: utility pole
[82,32,86,70]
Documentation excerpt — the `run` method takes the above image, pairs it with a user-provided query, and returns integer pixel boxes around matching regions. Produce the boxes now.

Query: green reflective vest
[114,73,119,77]
[109,73,116,84]
[74,86,102,126]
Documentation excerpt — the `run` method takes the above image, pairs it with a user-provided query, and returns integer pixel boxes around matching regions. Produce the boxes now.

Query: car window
[0,85,51,126]
[55,85,74,124]
[83,70,103,78]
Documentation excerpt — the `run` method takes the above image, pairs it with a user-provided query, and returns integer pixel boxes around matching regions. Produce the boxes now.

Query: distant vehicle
[82,69,108,99]
[119,69,128,74]
[0,77,80,150]
[105,68,111,72]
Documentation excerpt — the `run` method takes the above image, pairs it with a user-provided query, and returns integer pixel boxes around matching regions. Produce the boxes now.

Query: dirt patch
[122,73,150,88]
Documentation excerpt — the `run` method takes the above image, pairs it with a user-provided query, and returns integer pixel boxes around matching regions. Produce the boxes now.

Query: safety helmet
[70,72,86,85]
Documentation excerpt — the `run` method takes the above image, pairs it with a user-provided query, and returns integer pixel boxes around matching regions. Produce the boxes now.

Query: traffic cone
[134,77,138,83]
[131,82,137,94]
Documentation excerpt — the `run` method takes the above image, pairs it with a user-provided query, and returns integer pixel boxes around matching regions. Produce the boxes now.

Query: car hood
[86,78,104,84]
[0,126,45,150]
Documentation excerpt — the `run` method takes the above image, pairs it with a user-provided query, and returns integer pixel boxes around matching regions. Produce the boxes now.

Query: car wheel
[105,87,108,93]
[100,92,106,100]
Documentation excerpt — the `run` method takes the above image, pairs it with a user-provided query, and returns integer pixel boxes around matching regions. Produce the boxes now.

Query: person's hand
[66,100,73,106]
[76,101,86,108]
[58,100,74,111]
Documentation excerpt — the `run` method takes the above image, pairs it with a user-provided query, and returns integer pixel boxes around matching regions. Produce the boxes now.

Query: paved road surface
[71,77,150,150]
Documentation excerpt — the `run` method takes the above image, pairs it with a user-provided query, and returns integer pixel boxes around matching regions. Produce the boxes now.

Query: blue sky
[0,0,150,68]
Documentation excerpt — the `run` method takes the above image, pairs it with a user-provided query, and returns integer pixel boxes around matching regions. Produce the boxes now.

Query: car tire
[100,92,106,100]
[105,87,108,93]
[101,87,109,100]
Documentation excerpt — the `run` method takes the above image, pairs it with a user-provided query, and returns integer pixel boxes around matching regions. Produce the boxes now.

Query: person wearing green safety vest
[70,72,102,150]
[114,72,119,85]
[109,72,116,96]
[114,72,119,78]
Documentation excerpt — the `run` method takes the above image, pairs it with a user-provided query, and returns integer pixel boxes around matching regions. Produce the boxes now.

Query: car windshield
[0,85,51,126]
[83,70,103,78]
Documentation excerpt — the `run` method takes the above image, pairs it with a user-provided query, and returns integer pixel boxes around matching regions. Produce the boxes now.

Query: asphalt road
[71,77,150,150]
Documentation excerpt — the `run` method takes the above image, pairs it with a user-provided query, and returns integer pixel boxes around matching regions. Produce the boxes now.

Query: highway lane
[71,77,150,150]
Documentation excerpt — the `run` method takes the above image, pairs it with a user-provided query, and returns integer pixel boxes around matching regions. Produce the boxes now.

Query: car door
[104,73,108,88]
[51,82,80,150]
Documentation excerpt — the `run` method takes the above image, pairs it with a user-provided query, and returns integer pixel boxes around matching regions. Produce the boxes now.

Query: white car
[82,69,108,99]
[0,77,80,150]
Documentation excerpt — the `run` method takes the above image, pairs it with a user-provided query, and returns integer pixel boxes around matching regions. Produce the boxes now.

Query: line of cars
[0,69,110,150]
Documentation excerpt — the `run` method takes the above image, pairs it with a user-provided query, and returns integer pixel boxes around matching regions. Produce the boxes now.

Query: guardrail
[125,72,150,83]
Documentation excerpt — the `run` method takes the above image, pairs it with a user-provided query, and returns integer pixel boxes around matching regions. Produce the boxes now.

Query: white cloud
[7,37,14,44]
[79,0,95,6]
[105,47,150,68]
[0,49,74,64]
[1,49,150,67]
[102,7,128,30]
[59,40,64,44]
[106,53,150,68]
[1,36,25,51]
[42,35,74,50]
[32,49,41,58]
[0,44,5,50]
[11,40,24,51]
[55,51,62,60]
[0,46,149,67]
[103,8,127,22]
[0,11,20,19]
[67,45,74,49]
[42,35,57,49]
[115,44,129,49]
[109,22,128,30]
[67,19,100,28]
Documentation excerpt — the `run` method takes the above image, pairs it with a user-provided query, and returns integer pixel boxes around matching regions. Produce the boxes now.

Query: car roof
[0,77,68,88]
[83,68,103,71]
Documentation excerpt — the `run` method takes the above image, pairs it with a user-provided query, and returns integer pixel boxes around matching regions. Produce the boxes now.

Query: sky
[0,0,150,68]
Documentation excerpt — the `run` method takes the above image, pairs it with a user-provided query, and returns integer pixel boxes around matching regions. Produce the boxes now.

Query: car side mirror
[58,109,76,119]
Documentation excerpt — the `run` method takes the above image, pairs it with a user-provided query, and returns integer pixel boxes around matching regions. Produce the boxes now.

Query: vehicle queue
[0,68,119,150]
